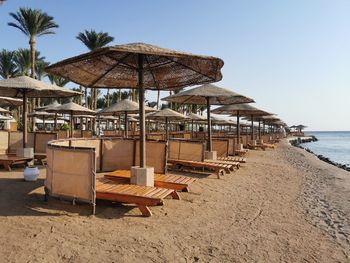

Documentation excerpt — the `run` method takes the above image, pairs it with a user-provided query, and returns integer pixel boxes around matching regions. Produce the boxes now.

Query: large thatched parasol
[163,84,254,151]
[243,114,280,138]
[0,107,9,113]
[0,96,22,107]
[98,99,155,138]
[147,108,188,140]
[0,76,80,147]
[46,101,96,137]
[212,103,271,142]
[45,42,223,169]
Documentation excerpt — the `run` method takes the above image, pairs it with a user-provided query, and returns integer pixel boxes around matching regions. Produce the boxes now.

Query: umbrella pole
[70,111,73,138]
[251,115,254,140]
[54,113,57,130]
[165,117,169,140]
[236,111,240,145]
[22,91,28,148]
[191,119,194,139]
[124,111,128,138]
[258,120,261,140]
[43,116,46,131]
[206,97,212,151]
[138,54,146,168]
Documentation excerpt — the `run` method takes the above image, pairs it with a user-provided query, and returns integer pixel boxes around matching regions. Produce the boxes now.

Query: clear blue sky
[0,0,349,131]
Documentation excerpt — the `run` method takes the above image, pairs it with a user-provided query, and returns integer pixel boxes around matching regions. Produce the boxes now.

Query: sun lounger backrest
[168,140,204,162]
[101,138,134,171]
[0,131,9,154]
[34,132,58,154]
[134,140,167,173]
[70,139,101,171]
[45,145,95,205]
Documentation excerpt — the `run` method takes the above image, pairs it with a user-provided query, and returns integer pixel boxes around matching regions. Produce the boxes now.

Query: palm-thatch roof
[28,111,56,117]
[0,76,81,98]
[35,100,61,111]
[162,84,254,105]
[0,107,9,113]
[0,96,22,107]
[147,108,188,120]
[46,101,96,115]
[98,99,155,115]
[187,113,207,121]
[45,43,224,90]
[212,103,271,116]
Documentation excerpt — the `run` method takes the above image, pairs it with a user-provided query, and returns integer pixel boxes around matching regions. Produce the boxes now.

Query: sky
[0,0,349,131]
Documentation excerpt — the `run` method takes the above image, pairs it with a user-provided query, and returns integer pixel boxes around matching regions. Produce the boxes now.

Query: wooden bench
[104,170,196,192]
[96,177,180,217]
[204,159,240,171]
[0,154,33,171]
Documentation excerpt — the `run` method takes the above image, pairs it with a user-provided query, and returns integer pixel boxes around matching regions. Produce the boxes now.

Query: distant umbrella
[163,84,254,151]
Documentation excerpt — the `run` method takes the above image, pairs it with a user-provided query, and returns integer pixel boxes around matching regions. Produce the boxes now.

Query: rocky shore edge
[289,136,350,172]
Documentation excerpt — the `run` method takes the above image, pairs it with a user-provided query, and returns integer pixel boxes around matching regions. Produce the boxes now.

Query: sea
[303,131,350,168]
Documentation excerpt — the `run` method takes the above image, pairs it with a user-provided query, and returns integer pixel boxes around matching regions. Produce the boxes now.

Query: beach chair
[167,140,235,178]
[217,156,247,163]
[104,170,195,192]
[96,177,180,217]
[104,140,197,192]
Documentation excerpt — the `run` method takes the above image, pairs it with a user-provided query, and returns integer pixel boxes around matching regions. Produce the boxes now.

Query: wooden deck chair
[217,156,247,163]
[104,170,196,192]
[96,177,180,217]
[167,140,234,178]
[0,154,32,171]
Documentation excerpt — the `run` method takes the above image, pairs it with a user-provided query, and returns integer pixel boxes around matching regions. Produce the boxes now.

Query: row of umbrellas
[0,42,287,169]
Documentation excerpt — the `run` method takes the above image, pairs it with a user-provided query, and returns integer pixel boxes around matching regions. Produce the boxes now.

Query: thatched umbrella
[0,107,9,113]
[0,76,80,147]
[212,104,271,144]
[98,99,155,138]
[243,114,279,138]
[163,84,254,152]
[147,108,188,140]
[28,111,56,131]
[45,42,223,170]
[35,100,62,129]
[46,101,96,137]
[0,96,22,107]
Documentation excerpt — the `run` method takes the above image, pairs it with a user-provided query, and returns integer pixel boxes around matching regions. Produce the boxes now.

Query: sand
[0,140,349,262]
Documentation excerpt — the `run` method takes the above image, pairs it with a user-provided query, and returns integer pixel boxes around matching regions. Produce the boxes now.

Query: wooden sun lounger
[204,159,240,170]
[104,170,196,192]
[34,153,47,165]
[217,156,247,163]
[168,159,230,178]
[263,143,276,149]
[234,149,248,156]
[247,143,267,151]
[96,177,180,217]
[0,154,33,171]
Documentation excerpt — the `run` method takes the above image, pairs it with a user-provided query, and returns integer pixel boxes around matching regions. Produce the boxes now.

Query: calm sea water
[303,131,350,168]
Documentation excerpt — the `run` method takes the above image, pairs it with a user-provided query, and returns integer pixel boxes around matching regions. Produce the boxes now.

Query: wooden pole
[206,97,212,151]
[165,117,169,140]
[22,91,28,148]
[191,119,194,139]
[124,111,128,138]
[138,54,146,168]
[258,120,261,139]
[236,111,240,144]
[251,115,254,140]
[70,111,73,138]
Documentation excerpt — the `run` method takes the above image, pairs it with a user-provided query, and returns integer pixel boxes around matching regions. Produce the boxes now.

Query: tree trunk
[79,85,83,105]
[106,89,110,107]
[29,38,36,110]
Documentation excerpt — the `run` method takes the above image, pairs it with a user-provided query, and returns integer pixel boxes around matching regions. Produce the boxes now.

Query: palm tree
[76,29,114,109]
[8,8,58,79]
[14,49,45,76]
[0,49,18,79]
[48,74,70,87]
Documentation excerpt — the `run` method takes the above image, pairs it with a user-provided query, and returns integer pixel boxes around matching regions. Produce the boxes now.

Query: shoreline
[0,140,349,261]
[288,135,350,172]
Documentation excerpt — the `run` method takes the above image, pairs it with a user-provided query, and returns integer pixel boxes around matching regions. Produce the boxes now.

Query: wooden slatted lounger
[247,143,267,151]
[167,159,231,179]
[104,170,196,192]
[234,149,248,156]
[204,159,240,170]
[217,156,247,163]
[0,154,33,171]
[96,177,180,217]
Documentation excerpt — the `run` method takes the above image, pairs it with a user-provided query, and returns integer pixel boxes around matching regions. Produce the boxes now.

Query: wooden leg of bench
[91,204,96,215]
[137,205,152,217]
[6,164,11,171]
[170,191,181,200]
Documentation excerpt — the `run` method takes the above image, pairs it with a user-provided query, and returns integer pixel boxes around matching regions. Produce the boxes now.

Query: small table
[0,155,33,171]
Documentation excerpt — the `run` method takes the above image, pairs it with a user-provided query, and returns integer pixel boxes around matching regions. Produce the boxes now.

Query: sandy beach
[0,140,349,262]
